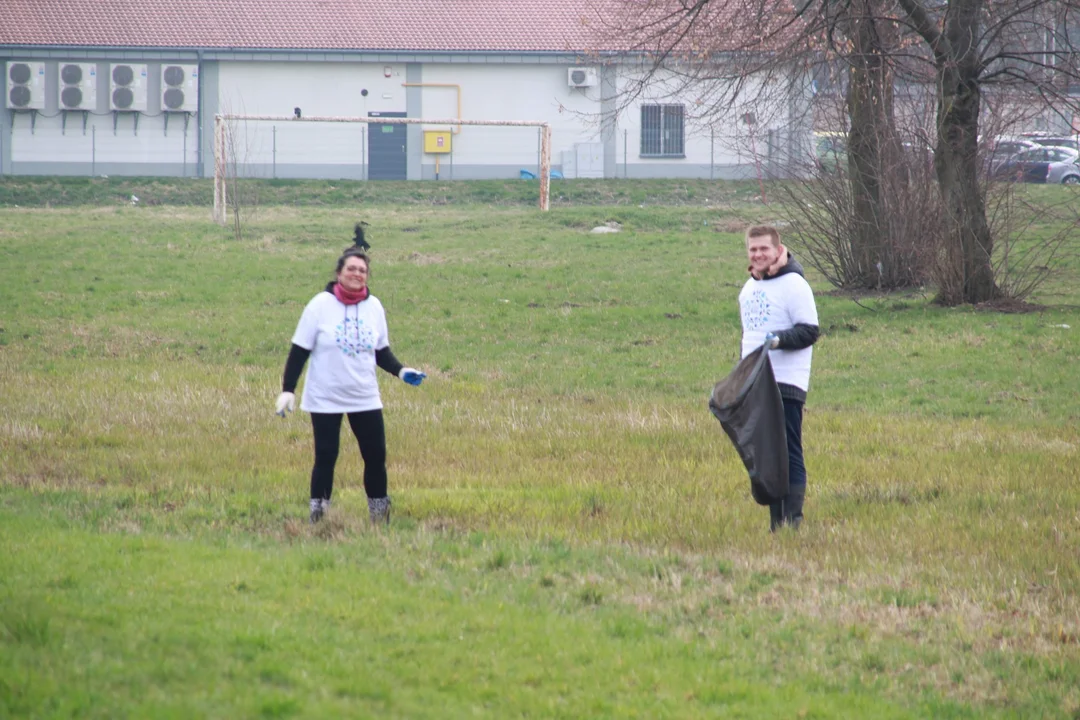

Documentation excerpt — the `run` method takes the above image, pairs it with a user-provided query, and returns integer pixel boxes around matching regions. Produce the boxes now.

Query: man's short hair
[745,225,781,248]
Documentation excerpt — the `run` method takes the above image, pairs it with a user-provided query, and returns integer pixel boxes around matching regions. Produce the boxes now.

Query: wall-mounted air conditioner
[567,67,599,88]
[59,63,97,110]
[161,64,198,112]
[6,61,46,110]
[110,63,148,112]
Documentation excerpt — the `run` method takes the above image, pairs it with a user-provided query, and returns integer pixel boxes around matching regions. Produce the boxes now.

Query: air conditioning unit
[161,64,198,112]
[59,63,97,110]
[567,67,598,88]
[110,63,147,112]
[6,61,46,110]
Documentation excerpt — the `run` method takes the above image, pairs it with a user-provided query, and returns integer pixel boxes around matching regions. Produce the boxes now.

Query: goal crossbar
[213,114,553,223]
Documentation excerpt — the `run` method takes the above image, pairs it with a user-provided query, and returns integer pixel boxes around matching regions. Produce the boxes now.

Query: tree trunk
[845,1,904,289]
[932,0,999,305]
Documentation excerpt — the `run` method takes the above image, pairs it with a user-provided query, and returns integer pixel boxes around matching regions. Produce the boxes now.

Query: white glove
[398,368,426,386]
[275,391,295,417]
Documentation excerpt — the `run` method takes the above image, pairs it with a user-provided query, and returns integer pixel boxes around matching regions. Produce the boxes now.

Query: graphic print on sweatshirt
[741,289,771,331]
[335,315,378,358]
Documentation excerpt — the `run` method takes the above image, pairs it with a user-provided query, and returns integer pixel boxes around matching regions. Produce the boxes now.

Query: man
[738,225,819,530]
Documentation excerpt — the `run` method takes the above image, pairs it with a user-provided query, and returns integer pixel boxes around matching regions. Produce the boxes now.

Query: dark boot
[783,486,805,529]
[769,499,785,533]
[368,496,391,525]
[310,498,328,524]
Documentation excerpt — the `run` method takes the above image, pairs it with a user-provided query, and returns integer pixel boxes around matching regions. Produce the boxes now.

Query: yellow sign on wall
[424,130,452,154]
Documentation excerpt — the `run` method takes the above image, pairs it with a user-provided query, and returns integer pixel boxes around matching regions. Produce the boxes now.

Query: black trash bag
[708,344,789,505]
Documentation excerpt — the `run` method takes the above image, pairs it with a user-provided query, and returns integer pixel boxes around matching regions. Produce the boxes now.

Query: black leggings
[309,410,387,501]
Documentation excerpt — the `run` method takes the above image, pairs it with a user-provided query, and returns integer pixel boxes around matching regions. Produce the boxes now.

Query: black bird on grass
[352,221,371,250]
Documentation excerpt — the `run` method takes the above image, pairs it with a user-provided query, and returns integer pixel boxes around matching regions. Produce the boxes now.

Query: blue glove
[399,368,426,386]
[764,332,780,349]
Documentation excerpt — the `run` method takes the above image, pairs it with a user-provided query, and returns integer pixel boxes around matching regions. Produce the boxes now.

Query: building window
[641,104,685,157]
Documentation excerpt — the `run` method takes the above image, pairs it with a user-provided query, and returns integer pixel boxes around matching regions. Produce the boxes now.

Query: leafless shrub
[771,97,940,292]
[984,182,1080,303]
[777,92,1077,303]
[219,104,260,242]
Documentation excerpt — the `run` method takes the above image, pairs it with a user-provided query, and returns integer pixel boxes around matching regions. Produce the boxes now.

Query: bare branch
[894,0,951,61]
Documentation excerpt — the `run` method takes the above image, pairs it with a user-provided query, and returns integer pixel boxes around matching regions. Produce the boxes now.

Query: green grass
[0,175,762,208]
[2,179,1079,717]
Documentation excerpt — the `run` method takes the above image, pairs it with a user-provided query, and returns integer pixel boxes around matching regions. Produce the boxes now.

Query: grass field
[2,178,1079,718]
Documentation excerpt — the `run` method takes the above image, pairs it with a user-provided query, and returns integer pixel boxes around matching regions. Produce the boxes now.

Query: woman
[275,224,426,524]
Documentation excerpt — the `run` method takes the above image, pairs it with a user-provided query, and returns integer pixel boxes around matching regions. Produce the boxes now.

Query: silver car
[993,146,1080,185]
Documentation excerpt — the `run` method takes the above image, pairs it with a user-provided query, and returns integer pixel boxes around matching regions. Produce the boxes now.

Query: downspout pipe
[196,48,204,177]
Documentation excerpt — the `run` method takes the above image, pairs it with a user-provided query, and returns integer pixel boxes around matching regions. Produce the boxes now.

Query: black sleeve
[282,343,311,393]
[375,346,404,377]
[777,323,820,351]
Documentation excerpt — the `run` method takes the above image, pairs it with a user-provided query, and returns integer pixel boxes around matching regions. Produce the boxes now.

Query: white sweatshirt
[739,272,818,392]
[291,292,390,413]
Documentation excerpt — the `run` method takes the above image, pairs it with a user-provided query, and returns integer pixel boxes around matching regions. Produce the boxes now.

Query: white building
[0,0,812,180]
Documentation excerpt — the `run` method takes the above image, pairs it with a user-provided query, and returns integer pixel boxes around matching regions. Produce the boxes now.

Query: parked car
[812,132,935,173]
[986,137,1041,171]
[992,146,1080,185]
[1027,135,1080,153]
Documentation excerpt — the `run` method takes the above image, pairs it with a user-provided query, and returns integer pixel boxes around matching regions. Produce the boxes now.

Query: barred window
[641,104,685,157]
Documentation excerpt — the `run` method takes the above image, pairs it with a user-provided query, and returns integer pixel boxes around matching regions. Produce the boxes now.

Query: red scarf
[333,283,368,305]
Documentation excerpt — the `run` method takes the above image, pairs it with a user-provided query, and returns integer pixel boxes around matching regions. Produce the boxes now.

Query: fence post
[710,127,715,180]
[273,126,277,179]
[91,126,96,177]
[624,128,628,178]
[213,115,227,225]
[539,124,551,211]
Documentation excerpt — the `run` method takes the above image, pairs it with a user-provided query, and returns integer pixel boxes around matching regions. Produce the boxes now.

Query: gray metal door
[368,111,407,180]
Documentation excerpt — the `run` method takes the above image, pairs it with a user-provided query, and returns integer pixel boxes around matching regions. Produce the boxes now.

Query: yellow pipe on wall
[401,83,462,134]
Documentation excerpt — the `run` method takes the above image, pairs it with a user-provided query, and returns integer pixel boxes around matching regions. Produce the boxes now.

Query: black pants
[310,410,387,501]
[783,398,806,489]
[771,398,807,530]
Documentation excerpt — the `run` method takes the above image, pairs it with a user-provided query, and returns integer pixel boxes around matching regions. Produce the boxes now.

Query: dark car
[985,137,1042,173]
[993,146,1080,185]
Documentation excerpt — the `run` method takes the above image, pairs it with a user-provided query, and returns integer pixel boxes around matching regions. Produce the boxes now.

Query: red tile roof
[0,0,616,52]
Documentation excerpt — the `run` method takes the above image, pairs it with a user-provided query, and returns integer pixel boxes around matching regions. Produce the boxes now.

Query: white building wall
[216,61,410,177]
[9,114,199,175]
[615,70,795,178]
[415,63,603,174]
[2,56,806,179]
[211,61,607,178]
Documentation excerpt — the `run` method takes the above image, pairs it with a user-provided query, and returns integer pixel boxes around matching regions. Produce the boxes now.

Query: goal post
[212,114,553,224]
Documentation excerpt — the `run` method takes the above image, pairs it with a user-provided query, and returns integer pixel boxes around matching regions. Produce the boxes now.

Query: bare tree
[587,0,922,290]
[888,0,1080,303]
[587,0,1080,304]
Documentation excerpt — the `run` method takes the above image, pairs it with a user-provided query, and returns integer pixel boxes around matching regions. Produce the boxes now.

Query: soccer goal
[212,114,554,224]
